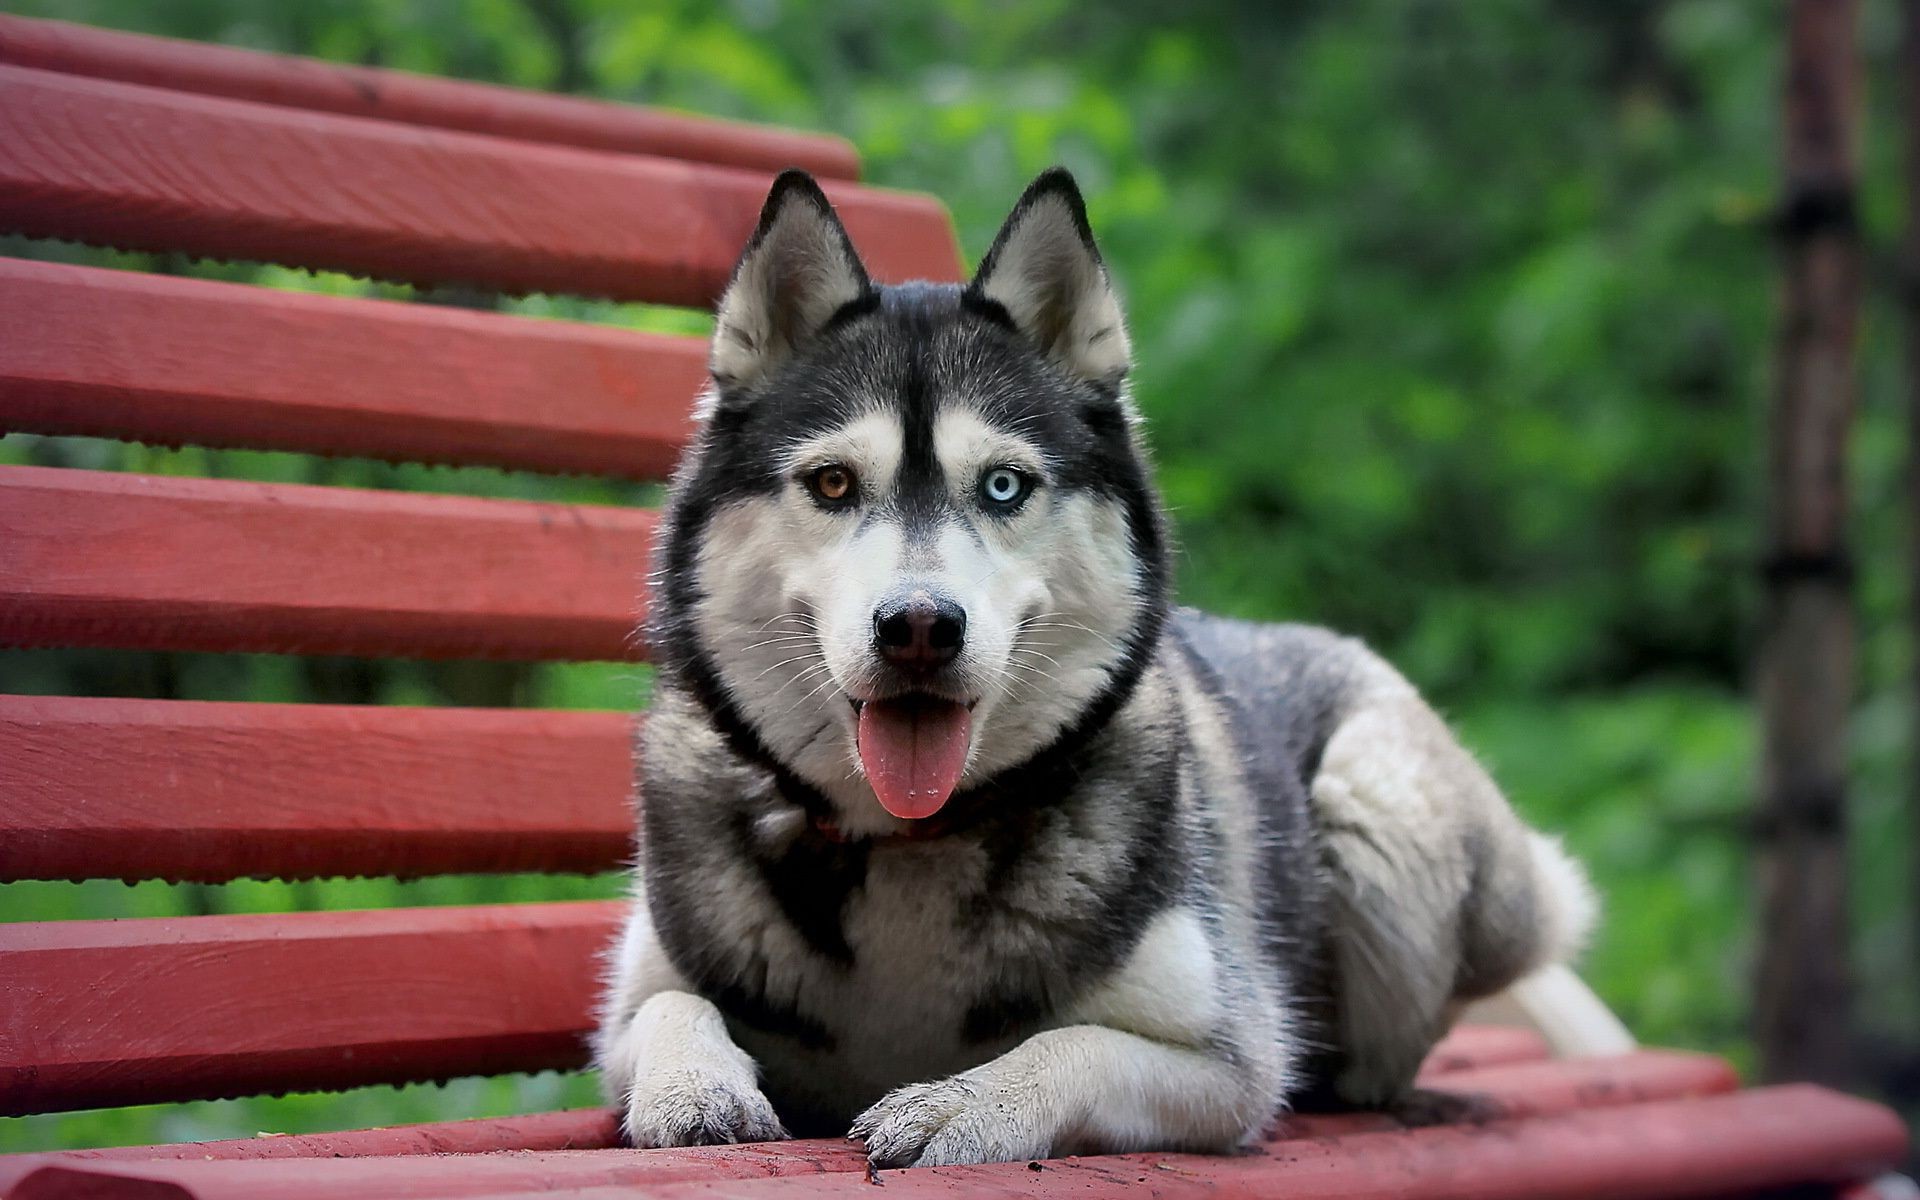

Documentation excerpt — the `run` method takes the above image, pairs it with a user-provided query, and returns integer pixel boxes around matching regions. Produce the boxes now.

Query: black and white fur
[595,169,1595,1167]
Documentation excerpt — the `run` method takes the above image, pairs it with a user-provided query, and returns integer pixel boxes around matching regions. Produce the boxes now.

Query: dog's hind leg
[1306,653,1595,1108]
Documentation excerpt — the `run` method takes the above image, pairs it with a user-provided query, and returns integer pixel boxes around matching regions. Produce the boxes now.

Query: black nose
[873,591,966,670]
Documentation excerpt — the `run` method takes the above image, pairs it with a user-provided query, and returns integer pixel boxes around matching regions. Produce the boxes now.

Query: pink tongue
[856,699,973,820]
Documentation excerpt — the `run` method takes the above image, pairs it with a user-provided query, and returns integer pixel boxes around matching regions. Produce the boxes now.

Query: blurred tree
[1756,0,1861,1089]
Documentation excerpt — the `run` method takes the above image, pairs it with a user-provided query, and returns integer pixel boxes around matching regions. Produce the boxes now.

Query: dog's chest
[739,842,1035,1127]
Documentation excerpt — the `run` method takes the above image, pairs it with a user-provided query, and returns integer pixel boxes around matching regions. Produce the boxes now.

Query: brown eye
[807,464,857,506]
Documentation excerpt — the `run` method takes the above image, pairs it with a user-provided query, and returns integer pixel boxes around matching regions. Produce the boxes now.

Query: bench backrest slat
[0,15,863,180]
[0,258,705,479]
[1,903,620,1115]
[0,466,657,661]
[0,65,958,306]
[0,17,965,1125]
[0,696,634,883]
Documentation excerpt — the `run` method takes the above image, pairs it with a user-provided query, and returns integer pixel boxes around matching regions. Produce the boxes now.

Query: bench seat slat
[0,1049,1730,1176]
[0,15,863,180]
[0,901,621,1115]
[0,466,654,661]
[0,695,635,883]
[686,1089,1908,1200]
[0,258,704,478]
[0,1109,625,1172]
[0,65,962,306]
[5,1085,1904,1200]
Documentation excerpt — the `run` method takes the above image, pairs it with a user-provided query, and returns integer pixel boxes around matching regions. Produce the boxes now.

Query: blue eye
[979,467,1032,509]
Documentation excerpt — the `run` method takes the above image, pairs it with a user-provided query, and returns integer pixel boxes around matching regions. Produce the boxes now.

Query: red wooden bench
[0,14,1909,1198]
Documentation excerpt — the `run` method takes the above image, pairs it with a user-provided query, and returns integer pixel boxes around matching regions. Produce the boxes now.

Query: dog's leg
[853,1025,1269,1167]
[852,907,1291,1168]
[1309,663,1595,1108]
[594,902,788,1147]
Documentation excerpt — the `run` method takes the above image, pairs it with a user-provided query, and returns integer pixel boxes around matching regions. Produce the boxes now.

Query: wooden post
[1756,0,1861,1087]
[1904,0,1920,1005]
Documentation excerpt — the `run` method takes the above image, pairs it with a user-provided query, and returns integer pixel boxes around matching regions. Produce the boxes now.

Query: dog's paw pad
[624,1071,788,1148]
[852,1077,1041,1168]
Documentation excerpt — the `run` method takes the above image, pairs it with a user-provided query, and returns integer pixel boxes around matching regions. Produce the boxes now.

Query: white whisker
[753,650,826,681]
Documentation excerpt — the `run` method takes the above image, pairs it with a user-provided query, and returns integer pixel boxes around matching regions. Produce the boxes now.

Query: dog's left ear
[711,170,874,390]
[966,168,1131,386]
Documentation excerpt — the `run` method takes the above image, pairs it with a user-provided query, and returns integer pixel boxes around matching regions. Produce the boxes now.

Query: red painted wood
[1418,1023,1548,1074]
[14,1035,1486,1171]
[6,1085,1903,1200]
[0,695,635,883]
[0,902,622,1115]
[0,1048,1728,1183]
[0,466,654,660]
[0,67,961,306]
[1287,1047,1740,1138]
[658,1087,1909,1200]
[0,15,862,180]
[676,1087,1905,1200]
[0,1109,622,1174]
[0,258,704,479]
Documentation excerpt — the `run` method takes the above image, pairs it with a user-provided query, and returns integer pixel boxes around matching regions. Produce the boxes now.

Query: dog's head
[652,169,1169,833]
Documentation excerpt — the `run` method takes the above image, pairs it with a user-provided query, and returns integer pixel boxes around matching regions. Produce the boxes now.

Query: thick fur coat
[594,169,1595,1167]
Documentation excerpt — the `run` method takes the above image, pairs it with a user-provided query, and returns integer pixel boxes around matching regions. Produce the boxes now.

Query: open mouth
[849,693,974,821]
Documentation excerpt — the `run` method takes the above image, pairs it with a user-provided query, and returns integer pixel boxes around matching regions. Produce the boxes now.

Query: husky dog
[594,168,1595,1168]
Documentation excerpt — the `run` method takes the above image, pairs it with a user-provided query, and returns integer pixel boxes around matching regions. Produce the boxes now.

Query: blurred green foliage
[2,0,1915,1152]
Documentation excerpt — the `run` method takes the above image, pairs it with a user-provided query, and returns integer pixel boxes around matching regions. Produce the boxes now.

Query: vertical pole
[1756,0,1861,1087]
[1904,0,1920,1004]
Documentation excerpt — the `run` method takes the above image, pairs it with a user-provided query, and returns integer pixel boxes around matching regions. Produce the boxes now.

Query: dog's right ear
[710,171,874,390]
[965,168,1130,387]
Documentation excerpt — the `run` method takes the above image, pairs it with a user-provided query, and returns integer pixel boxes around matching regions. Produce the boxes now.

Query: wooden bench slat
[0,901,621,1115]
[0,15,863,180]
[677,1087,1907,1200]
[7,1085,1904,1200]
[0,258,703,478]
[1411,1023,1545,1074]
[0,1110,625,1173]
[0,695,635,883]
[0,66,962,306]
[0,1049,1732,1178]
[0,1023,1553,1160]
[0,1050,1739,1192]
[0,466,653,661]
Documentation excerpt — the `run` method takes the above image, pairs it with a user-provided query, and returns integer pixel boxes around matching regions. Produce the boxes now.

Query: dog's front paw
[602,992,789,1149]
[624,1067,788,1148]
[851,1075,1047,1168]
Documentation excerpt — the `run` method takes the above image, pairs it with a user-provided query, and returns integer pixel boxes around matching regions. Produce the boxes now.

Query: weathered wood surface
[0,466,655,660]
[0,1110,628,1171]
[0,14,863,179]
[0,258,704,478]
[0,902,623,1115]
[0,1047,1728,1177]
[0,695,635,883]
[4,1086,1904,1200]
[0,66,962,305]
[0,1048,1723,1189]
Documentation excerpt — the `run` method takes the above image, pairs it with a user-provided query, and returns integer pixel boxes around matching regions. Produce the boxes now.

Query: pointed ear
[711,170,874,389]
[965,168,1130,385]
